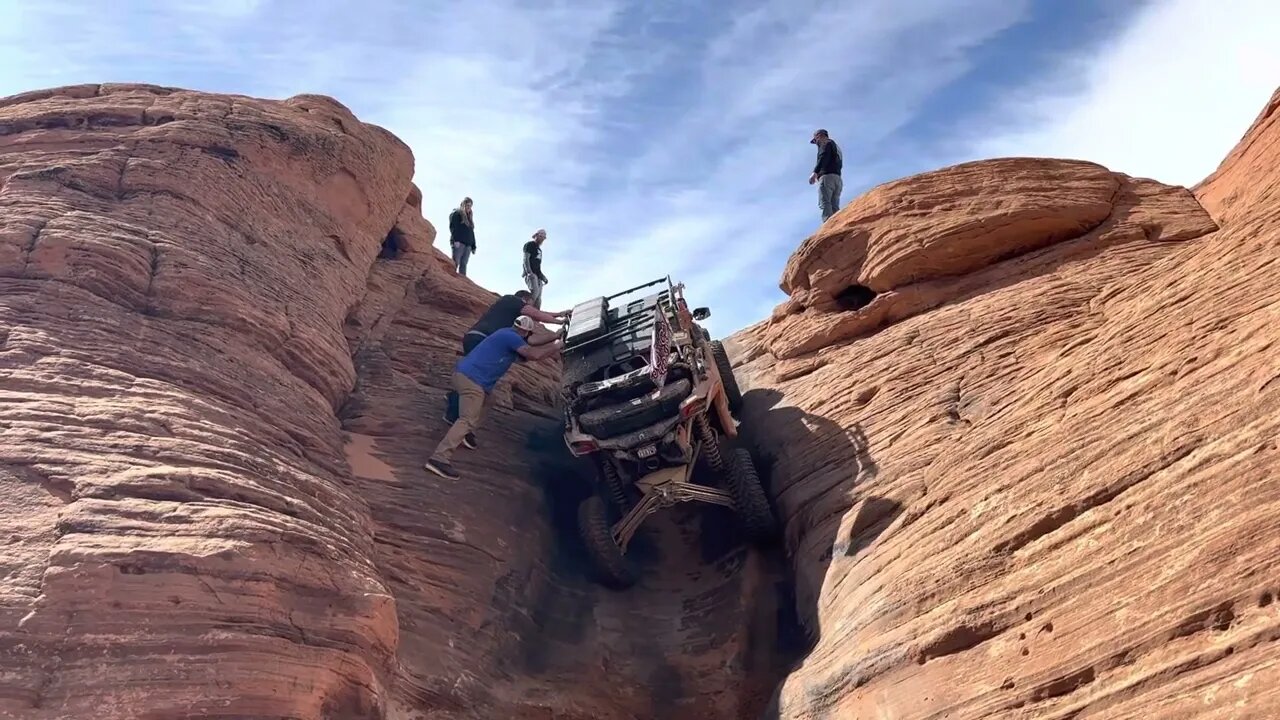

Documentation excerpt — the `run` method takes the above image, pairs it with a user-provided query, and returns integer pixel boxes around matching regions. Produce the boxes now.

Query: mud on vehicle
[559,276,777,588]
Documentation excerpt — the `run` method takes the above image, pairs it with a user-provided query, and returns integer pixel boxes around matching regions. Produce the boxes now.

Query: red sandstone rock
[0,83,416,719]
[7,80,1279,720]
[730,89,1280,719]
[763,159,1217,360]
[1195,88,1280,224]
[781,158,1119,298]
[0,84,789,720]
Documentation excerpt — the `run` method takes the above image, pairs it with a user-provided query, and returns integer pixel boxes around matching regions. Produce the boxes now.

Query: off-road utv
[559,276,777,588]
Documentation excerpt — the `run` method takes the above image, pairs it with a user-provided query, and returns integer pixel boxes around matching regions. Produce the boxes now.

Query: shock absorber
[599,456,630,512]
[696,415,723,473]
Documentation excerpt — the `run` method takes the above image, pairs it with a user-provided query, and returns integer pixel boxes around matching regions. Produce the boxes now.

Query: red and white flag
[649,306,672,389]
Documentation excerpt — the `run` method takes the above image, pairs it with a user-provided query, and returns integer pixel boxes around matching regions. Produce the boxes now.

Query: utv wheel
[710,341,743,414]
[728,448,776,541]
[578,496,639,589]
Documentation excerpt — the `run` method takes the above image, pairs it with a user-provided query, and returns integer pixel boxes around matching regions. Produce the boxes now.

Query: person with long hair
[448,197,476,275]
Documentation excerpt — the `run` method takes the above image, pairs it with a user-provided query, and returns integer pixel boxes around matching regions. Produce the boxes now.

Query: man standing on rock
[808,129,843,221]
[522,228,550,308]
[443,289,570,423]
[425,316,565,480]
[448,197,476,276]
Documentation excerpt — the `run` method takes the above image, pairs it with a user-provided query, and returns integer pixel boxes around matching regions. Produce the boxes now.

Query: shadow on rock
[513,409,813,718]
[485,419,602,679]
[736,387,900,719]
[521,419,668,585]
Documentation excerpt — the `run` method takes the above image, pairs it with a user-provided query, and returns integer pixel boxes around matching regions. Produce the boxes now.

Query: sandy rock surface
[0,84,791,720]
[1,83,416,719]
[729,89,1280,719]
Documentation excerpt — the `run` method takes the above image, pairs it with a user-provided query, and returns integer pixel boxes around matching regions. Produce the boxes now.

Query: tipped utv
[558,277,777,588]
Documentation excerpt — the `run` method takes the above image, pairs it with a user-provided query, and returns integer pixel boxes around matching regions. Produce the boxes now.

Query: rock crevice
[1,84,798,720]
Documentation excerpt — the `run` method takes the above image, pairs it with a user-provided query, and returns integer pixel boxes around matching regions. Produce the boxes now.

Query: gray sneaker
[424,458,460,480]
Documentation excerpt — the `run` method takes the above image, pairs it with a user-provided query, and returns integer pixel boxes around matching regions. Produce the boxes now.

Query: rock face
[762,158,1217,361]
[0,85,794,720]
[729,90,1280,718]
[1,84,416,719]
[5,81,1278,720]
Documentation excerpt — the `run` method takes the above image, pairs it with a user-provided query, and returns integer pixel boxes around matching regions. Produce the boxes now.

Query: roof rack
[561,276,679,356]
[605,276,671,302]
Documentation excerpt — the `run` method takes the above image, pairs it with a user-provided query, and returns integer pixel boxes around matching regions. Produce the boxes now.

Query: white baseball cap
[513,315,536,332]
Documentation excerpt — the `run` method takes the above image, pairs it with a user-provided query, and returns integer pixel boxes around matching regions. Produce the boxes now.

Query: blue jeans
[451,242,472,275]
[818,174,843,221]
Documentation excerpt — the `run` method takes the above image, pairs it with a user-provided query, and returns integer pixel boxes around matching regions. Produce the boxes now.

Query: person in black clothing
[522,228,549,308]
[442,288,570,427]
[808,129,843,221]
[448,197,476,276]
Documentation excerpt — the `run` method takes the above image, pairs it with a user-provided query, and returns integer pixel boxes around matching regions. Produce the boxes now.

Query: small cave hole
[379,226,406,260]
[1212,607,1236,632]
[833,284,878,312]
[1260,591,1274,608]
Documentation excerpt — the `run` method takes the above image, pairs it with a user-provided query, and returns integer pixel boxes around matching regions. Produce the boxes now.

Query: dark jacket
[449,209,476,250]
[813,139,842,177]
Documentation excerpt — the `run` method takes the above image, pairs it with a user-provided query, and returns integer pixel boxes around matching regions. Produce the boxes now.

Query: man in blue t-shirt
[443,289,569,424]
[425,315,564,480]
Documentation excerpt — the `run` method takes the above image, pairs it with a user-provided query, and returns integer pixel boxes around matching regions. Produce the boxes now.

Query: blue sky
[2,1,1278,336]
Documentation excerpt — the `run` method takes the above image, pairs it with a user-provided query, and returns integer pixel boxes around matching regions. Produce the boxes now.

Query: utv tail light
[679,397,704,419]
[569,440,599,455]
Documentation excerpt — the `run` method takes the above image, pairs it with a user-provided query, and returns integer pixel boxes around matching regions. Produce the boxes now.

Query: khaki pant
[431,371,496,463]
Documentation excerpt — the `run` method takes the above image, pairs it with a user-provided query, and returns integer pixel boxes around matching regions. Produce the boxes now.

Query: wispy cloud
[508,0,1038,333]
[947,0,1280,188]
[7,0,1263,337]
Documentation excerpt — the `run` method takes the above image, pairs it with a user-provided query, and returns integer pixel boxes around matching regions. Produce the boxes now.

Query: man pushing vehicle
[425,315,565,480]
[444,289,570,424]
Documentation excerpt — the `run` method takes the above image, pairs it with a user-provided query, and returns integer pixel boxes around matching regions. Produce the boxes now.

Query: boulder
[762,159,1217,359]
[729,88,1280,718]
